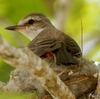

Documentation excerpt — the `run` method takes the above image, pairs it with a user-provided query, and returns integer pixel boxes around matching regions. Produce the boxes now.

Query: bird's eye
[28,19,35,24]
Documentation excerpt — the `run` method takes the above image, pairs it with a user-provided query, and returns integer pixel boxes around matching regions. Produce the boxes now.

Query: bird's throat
[19,28,45,40]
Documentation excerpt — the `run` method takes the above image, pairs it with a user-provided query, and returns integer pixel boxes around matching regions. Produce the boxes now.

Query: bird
[5,12,82,65]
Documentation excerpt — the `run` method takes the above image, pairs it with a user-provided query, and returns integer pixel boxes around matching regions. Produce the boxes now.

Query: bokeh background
[0,0,100,82]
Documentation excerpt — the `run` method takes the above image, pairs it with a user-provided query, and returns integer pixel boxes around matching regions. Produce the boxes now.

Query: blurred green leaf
[4,0,51,22]
[0,59,14,82]
[0,92,38,99]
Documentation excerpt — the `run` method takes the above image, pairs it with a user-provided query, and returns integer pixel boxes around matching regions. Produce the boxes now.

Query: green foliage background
[0,0,100,87]
[0,92,38,99]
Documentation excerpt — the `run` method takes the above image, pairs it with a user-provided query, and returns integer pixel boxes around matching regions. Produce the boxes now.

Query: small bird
[5,13,82,65]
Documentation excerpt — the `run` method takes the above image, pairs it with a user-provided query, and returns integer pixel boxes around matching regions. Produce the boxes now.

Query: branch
[0,36,75,99]
[54,0,71,31]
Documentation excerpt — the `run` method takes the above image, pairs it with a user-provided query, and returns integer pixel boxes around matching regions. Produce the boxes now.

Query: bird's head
[5,13,53,40]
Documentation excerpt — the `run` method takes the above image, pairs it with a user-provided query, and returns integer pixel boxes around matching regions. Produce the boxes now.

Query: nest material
[42,57,98,99]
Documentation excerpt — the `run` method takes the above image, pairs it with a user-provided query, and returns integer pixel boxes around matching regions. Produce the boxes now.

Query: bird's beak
[5,25,25,31]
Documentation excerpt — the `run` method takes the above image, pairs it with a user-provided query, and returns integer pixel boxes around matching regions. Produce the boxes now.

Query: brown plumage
[28,28,82,65]
[5,13,82,65]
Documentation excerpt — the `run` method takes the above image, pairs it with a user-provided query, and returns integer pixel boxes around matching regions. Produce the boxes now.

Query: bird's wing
[54,34,82,65]
[65,35,82,57]
[28,36,79,65]
[28,37,61,56]
[55,44,78,65]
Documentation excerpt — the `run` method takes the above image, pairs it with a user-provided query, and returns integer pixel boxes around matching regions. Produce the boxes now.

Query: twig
[81,19,83,54]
